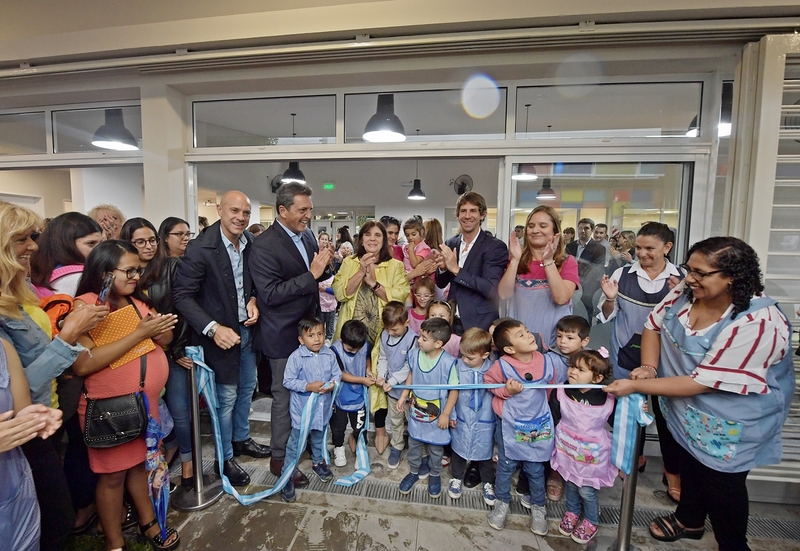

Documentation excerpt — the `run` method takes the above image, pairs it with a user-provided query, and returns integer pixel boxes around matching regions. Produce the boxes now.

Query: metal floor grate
[182,460,800,541]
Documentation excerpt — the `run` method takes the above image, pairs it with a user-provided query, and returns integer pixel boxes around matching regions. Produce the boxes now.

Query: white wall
[70,166,144,220]
[0,169,71,218]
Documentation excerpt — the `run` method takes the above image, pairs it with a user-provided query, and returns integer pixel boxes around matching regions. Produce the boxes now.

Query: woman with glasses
[605,237,793,551]
[159,217,194,258]
[333,221,410,454]
[73,240,180,551]
[598,222,683,491]
[0,202,108,551]
[120,218,160,269]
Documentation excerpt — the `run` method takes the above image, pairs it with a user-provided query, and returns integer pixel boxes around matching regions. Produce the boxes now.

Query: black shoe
[292,468,310,489]
[463,462,481,489]
[215,459,250,487]
[233,438,271,458]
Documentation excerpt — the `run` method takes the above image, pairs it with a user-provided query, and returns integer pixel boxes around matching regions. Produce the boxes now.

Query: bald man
[174,190,270,487]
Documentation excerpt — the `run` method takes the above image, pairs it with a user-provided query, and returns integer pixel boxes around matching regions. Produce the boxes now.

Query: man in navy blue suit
[435,192,508,332]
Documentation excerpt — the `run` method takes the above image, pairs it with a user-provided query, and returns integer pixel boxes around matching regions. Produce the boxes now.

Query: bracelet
[540,260,555,268]
[371,281,381,292]
[639,364,658,376]
[604,296,617,303]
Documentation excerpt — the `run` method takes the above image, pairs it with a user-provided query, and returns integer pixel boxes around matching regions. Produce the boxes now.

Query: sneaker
[448,478,463,499]
[559,511,580,536]
[428,475,442,498]
[487,500,510,530]
[571,519,598,544]
[520,493,531,510]
[441,455,451,468]
[530,504,548,536]
[399,472,419,495]
[482,483,497,506]
[333,446,346,467]
[312,462,333,483]
[281,480,296,503]
[418,456,431,479]
[387,448,402,470]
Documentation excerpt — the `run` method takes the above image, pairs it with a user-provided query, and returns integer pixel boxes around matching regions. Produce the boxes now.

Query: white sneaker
[531,504,548,536]
[333,446,347,467]
[487,500,510,530]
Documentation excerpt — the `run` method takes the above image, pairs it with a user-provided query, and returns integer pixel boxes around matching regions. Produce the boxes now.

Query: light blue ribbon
[390,383,605,390]
[331,386,371,487]
[611,393,653,475]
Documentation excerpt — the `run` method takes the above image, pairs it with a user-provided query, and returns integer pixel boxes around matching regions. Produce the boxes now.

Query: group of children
[279,302,617,544]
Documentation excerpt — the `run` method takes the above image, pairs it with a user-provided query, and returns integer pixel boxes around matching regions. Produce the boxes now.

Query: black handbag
[83,297,149,448]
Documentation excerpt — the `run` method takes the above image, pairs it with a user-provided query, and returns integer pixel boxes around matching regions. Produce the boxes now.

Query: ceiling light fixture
[536,178,556,201]
[91,108,139,151]
[511,163,538,181]
[363,94,406,143]
[281,161,306,184]
[408,131,425,200]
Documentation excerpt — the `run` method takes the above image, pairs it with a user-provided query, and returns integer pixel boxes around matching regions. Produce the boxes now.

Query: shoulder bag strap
[125,296,148,390]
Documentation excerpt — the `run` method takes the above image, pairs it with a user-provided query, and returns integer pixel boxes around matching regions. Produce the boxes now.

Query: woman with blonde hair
[498,205,579,348]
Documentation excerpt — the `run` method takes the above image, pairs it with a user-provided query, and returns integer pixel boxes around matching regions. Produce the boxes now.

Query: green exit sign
[323,182,335,190]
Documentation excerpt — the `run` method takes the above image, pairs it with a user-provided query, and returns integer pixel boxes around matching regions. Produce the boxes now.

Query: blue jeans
[164,357,193,463]
[284,428,325,473]
[215,325,257,460]
[494,417,545,506]
[566,481,599,525]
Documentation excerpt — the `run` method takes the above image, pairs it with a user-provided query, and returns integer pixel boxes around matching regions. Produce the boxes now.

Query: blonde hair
[460,327,492,356]
[88,204,126,227]
[518,205,566,274]
[0,202,42,317]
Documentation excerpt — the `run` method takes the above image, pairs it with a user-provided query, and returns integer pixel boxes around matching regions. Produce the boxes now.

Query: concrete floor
[160,400,800,551]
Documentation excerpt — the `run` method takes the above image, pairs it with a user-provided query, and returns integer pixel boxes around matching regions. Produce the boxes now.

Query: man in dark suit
[173,190,270,487]
[435,191,508,332]
[249,183,333,487]
[565,217,606,320]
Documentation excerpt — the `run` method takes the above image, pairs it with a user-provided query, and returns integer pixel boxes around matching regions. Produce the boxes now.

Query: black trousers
[63,414,97,510]
[330,406,366,447]
[451,452,494,483]
[674,443,751,551]
[21,437,75,551]
[652,396,682,475]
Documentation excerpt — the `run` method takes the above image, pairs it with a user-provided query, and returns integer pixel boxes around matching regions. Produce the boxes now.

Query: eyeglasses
[114,267,146,279]
[168,231,195,239]
[131,237,159,248]
[680,264,724,280]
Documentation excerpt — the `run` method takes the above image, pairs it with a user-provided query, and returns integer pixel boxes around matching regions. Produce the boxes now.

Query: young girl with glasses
[408,277,435,335]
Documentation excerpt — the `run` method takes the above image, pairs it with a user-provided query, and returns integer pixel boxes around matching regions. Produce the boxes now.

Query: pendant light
[91,108,139,151]
[407,131,425,200]
[536,178,556,201]
[281,114,307,184]
[512,163,538,181]
[363,94,406,143]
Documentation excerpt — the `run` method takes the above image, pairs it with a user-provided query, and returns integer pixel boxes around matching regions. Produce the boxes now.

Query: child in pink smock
[549,349,616,544]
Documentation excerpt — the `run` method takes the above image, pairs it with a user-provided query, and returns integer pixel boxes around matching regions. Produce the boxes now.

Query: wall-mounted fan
[450,174,473,195]
[270,174,284,193]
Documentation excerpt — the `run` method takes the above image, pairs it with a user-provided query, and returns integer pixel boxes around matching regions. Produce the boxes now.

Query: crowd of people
[0,184,794,551]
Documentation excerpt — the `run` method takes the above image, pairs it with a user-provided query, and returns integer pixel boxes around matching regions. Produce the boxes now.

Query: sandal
[662,472,681,503]
[649,513,704,542]
[546,472,563,502]
[139,519,180,551]
[71,509,97,534]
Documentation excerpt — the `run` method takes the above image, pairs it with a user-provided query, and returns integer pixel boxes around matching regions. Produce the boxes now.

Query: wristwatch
[207,323,219,338]
[371,281,381,292]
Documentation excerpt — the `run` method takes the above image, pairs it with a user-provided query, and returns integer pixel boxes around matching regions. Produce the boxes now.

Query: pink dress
[408,307,426,335]
[550,387,617,489]
[402,240,432,273]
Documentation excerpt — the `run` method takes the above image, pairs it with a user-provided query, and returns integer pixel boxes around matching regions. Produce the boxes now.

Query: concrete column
[140,82,188,227]
[70,166,144,219]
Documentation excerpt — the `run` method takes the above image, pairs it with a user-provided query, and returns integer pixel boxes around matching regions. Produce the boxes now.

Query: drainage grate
[185,461,800,541]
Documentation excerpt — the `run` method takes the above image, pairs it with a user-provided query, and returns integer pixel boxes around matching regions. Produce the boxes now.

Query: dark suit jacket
[566,239,606,267]
[249,222,326,359]
[172,221,255,384]
[435,230,508,332]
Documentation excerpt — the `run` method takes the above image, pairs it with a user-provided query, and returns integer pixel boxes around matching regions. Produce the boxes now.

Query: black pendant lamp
[91,108,139,151]
[363,94,406,143]
[408,178,425,200]
[281,161,306,184]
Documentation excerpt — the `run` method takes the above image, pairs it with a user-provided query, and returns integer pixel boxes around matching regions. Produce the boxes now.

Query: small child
[330,320,375,468]
[394,317,458,499]
[550,350,616,544]
[548,315,591,384]
[448,328,497,507]
[485,319,557,535]
[281,317,343,503]
[402,215,431,275]
[376,302,418,469]
[318,273,337,344]
[427,299,461,359]
[408,277,435,335]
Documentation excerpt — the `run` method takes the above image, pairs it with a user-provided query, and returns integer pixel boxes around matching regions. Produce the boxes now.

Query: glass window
[0,112,47,155]
[345,88,507,143]
[515,82,702,139]
[194,95,335,147]
[53,106,142,153]
[711,82,734,236]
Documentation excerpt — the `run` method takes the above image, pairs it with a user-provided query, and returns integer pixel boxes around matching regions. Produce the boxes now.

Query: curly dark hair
[683,236,763,319]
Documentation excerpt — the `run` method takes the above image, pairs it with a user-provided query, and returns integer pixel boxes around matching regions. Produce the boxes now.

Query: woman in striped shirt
[604,237,793,551]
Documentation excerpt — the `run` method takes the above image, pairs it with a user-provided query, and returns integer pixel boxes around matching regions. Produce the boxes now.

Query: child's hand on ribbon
[505,379,524,395]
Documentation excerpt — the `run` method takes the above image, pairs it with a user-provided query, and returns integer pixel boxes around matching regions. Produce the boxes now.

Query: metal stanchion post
[607,426,645,551]
[172,363,224,511]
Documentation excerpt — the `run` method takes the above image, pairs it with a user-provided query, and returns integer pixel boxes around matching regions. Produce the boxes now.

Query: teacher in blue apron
[604,237,793,551]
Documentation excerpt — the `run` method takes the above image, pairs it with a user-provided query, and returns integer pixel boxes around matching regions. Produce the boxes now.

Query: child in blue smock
[280,317,342,503]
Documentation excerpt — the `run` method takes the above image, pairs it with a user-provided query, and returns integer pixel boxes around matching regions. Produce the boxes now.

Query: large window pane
[194,95,336,147]
[345,88,507,143]
[53,106,142,153]
[515,83,702,139]
[0,112,47,155]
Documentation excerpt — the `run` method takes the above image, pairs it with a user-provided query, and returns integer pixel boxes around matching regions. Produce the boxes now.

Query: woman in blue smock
[605,237,794,551]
